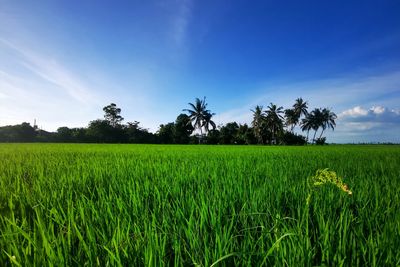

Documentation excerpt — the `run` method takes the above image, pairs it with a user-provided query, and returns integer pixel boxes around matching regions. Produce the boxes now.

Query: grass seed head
[309,168,353,196]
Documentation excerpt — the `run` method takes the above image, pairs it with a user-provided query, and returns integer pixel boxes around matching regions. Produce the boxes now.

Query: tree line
[0,97,336,145]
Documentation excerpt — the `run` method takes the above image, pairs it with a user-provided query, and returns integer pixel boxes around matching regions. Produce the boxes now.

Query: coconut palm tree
[293,98,308,127]
[301,108,323,144]
[301,115,313,143]
[307,108,324,143]
[284,108,297,133]
[251,105,266,144]
[264,103,284,144]
[202,110,216,133]
[319,108,337,139]
[183,97,215,143]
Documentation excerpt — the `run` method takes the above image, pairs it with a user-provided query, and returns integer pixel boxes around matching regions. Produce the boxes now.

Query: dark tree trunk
[312,129,318,144]
[319,128,325,139]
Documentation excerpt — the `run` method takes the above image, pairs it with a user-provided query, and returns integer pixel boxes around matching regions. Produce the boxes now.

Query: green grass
[0,144,399,266]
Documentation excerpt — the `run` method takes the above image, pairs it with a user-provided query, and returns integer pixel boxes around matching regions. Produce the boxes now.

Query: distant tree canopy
[0,98,337,145]
[0,122,38,142]
[103,103,124,127]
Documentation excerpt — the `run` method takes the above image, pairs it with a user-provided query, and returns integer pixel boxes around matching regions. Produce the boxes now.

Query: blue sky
[1,0,400,143]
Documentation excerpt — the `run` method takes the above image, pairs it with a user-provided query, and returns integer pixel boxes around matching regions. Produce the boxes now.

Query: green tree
[302,108,325,144]
[0,123,37,142]
[281,131,307,145]
[57,127,73,142]
[264,103,284,144]
[124,121,154,143]
[243,126,257,145]
[219,122,239,144]
[236,124,257,144]
[293,97,309,124]
[157,123,175,144]
[284,98,308,137]
[18,122,37,142]
[300,116,313,143]
[203,111,216,133]
[174,114,194,144]
[103,103,124,127]
[251,105,266,144]
[206,129,220,144]
[312,108,324,143]
[183,97,215,143]
[319,108,337,139]
[284,108,297,133]
[87,119,119,142]
[70,128,88,142]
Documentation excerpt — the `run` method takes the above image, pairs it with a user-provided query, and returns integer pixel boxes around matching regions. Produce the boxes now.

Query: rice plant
[0,144,399,266]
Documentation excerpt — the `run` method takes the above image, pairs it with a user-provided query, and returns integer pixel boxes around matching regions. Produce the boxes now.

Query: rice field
[0,144,399,266]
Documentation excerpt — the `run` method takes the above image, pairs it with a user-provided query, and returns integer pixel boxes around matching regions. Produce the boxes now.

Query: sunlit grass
[0,144,399,266]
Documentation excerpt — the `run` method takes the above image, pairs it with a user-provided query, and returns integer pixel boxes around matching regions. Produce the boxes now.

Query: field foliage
[0,144,399,266]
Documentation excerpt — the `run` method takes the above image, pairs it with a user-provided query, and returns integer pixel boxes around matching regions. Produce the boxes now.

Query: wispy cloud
[0,67,102,130]
[0,38,100,105]
[171,0,193,48]
[0,38,111,130]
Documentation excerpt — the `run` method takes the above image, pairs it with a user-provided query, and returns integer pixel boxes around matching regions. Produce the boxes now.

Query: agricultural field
[0,144,399,266]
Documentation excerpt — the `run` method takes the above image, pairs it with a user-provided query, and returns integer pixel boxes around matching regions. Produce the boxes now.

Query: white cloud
[325,104,400,143]
[340,106,368,117]
[339,105,400,123]
[171,0,193,48]
[370,106,385,114]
